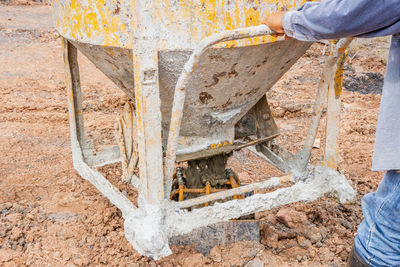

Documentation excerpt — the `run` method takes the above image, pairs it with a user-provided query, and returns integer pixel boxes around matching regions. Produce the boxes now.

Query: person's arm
[264,0,400,41]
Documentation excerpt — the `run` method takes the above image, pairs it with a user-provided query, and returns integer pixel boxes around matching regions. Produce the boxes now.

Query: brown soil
[0,4,391,267]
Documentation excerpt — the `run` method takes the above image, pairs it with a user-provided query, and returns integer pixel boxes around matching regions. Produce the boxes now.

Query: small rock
[26,213,34,220]
[308,249,316,258]
[282,101,303,113]
[0,249,17,262]
[256,250,279,266]
[73,258,84,266]
[260,223,279,248]
[37,214,45,223]
[315,241,323,248]
[280,238,298,251]
[209,246,222,263]
[297,236,311,249]
[0,202,12,211]
[273,108,286,118]
[11,203,24,213]
[319,247,335,263]
[302,225,323,244]
[246,257,264,267]
[339,218,352,229]
[336,245,344,254]
[17,237,25,246]
[9,227,23,241]
[255,212,275,222]
[281,246,307,259]
[276,208,307,228]
[182,253,204,267]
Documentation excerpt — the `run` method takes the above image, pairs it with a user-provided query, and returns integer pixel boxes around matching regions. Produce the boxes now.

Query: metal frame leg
[247,39,352,178]
[122,0,171,259]
[131,3,165,205]
[62,39,120,166]
[323,50,347,169]
[257,38,353,179]
[63,37,86,158]
[63,38,121,167]
[62,37,136,217]
[286,39,352,176]
[63,36,170,259]
[242,96,293,173]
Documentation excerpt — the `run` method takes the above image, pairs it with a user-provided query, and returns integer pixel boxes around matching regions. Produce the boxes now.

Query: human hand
[262,12,286,37]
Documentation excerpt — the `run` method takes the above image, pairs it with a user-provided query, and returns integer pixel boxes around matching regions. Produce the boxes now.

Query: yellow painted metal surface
[51,0,307,49]
[323,49,348,170]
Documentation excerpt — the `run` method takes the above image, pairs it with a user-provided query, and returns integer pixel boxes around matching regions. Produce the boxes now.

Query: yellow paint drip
[334,52,347,98]
[52,0,307,49]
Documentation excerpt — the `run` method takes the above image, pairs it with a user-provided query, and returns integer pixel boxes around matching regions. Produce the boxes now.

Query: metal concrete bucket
[53,0,312,157]
[51,0,356,259]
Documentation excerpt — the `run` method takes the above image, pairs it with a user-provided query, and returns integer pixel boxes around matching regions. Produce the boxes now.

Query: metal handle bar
[164,24,275,196]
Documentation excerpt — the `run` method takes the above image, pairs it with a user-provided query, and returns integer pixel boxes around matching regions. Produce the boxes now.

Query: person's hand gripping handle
[262,12,290,39]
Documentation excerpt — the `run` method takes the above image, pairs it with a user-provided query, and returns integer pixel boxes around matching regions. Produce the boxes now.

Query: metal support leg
[254,96,279,138]
[288,38,353,177]
[122,1,171,259]
[63,38,121,167]
[63,37,86,155]
[131,4,164,204]
[62,37,136,217]
[323,51,347,169]
[253,96,291,172]
[63,37,171,258]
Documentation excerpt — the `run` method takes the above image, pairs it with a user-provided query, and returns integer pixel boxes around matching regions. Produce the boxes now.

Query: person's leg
[354,171,400,266]
[348,245,370,267]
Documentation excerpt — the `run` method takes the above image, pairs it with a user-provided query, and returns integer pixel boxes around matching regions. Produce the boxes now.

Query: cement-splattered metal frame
[54,0,355,259]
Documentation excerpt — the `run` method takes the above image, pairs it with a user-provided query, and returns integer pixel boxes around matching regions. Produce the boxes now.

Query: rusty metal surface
[176,134,279,162]
[69,39,311,156]
[52,0,307,49]
[162,25,277,189]
[70,41,134,98]
[163,39,311,149]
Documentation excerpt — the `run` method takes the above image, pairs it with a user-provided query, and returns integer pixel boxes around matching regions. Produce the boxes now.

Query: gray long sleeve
[282,0,400,41]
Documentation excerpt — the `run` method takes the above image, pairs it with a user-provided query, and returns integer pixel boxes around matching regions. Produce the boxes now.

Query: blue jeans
[355,171,400,266]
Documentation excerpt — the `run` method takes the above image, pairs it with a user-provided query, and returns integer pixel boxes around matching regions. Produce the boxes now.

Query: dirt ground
[0,3,392,267]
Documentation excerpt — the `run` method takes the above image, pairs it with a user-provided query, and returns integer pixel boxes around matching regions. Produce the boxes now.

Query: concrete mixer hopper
[51,0,355,258]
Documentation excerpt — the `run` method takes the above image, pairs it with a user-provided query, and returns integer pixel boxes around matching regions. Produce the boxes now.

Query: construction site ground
[0,2,392,266]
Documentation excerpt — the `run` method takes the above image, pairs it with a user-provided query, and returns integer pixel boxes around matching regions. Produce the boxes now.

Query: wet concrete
[183,154,234,188]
